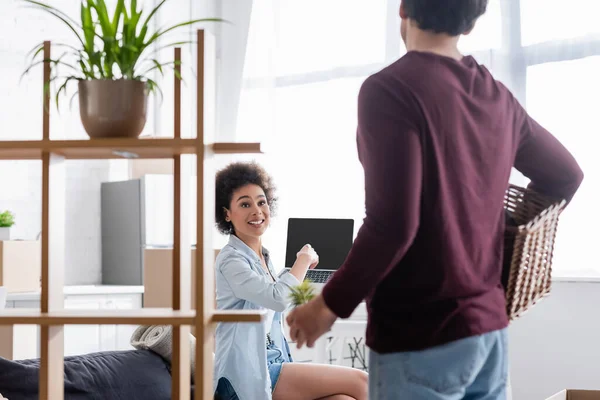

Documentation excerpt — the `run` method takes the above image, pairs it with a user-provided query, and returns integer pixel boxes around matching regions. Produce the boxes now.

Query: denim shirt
[213,235,299,400]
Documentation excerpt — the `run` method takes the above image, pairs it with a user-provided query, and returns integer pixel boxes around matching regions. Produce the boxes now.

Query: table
[313,319,368,364]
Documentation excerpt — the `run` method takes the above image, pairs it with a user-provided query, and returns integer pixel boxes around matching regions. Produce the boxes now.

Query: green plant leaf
[81,2,95,54]
[20,0,225,109]
[145,78,163,102]
[22,1,82,28]
[26,42,80,63]
[25,42,45,63]
[145,18,224,47]
[288,280,317,307]
[0,211,15,228]
[54,76,80,110]
[150,59,163,76]
[21,57,79,83]
[137,60,179,78]
[111,0,124,34]
[151,40,195,54]
[93,0,114,38]
[22,1,85,47]
[79,58,97,80]
[139,0,167,44]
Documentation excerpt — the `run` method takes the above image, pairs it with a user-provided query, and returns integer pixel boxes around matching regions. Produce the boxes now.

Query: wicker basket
[503,184,566,321]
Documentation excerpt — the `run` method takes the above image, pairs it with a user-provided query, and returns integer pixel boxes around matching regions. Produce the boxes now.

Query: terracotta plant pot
[78,79,149,139]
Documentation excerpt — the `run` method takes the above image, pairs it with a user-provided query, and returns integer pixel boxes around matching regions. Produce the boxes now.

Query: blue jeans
[369,329,508,400]
[267,341,286,392]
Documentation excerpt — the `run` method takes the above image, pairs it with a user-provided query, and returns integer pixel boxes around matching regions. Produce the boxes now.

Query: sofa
[0,349,190,400]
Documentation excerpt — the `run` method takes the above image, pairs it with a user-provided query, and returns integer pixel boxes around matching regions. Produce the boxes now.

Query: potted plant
[289,279,317,308]
[22,0,221,139]
[0,211,15,241]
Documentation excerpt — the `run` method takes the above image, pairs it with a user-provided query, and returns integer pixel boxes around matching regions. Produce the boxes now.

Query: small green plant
[21,0,223,106]
[289,279,317,307]
[0,211,15,228]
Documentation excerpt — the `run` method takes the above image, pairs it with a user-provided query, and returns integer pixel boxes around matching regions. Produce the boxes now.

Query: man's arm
[514,112,583,202]
[321,75,423,318]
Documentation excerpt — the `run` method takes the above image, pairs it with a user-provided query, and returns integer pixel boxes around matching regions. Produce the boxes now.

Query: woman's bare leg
[272,363,368,400]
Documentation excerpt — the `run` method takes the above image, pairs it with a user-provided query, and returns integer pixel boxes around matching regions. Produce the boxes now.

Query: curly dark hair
[403,0,488,36]
[215,161,277,235]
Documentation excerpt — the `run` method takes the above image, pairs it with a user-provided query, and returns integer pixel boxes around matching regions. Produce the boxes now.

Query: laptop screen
[285,218,354,270]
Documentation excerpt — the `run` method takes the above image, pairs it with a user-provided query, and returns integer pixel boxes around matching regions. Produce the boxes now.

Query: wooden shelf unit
[0,309,265,325]
[0,30,264,400]
[0,139,262,160]
[0,308,196,326]
[211,310,268,323]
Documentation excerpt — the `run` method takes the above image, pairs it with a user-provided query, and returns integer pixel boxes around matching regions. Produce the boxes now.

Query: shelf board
[0,138,198,160]
[0,308,195,325]
[211,142,263,154]
[0,139,263,160]
[0,308,267,325]
[211,310,267,323]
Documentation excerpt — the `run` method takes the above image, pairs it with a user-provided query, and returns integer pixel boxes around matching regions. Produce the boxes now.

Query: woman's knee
[358,369,368,383]
[349,369,369,399]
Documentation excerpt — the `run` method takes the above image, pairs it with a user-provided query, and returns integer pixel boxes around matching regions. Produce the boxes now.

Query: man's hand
[286,294,337,349]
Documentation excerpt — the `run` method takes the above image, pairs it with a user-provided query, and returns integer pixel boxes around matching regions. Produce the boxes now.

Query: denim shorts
[214,343,288,398]
[267,342,287,392]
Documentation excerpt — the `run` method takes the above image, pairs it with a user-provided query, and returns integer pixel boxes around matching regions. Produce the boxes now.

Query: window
[526,57,600,276]
[520,0,600,46]
[458,0,502,53]
[274,0,388,75]
[514,0,600,277]
[228,0,598,277]
[231,0,395,267]
[261,77,367,261]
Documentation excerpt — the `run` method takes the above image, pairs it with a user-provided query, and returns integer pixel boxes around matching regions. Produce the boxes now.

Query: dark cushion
[0,350,173,400]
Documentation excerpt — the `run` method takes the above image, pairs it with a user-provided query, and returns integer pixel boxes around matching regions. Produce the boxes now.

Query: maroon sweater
[322,51,584,353]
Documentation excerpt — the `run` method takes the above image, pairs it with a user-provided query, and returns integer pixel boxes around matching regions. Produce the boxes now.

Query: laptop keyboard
[305,269,332,284]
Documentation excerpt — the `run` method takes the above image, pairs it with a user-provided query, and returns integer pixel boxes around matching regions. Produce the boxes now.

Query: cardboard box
[0,240,41,292]
[143,248,197,308]
[143,248,219,308]
[547,390,600,400]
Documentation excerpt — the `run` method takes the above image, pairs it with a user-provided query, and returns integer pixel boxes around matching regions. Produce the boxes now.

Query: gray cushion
[0,350,172,400]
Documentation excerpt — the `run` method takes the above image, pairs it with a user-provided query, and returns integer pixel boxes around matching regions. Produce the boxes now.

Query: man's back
[324,51,583,353]
[368,51,525,352]
[289,2,584,397]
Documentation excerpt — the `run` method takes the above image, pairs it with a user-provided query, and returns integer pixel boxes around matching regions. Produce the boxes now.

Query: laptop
[285,218,354,285]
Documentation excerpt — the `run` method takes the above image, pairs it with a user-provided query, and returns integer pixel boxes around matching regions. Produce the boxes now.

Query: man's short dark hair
[214,161,277,235]
[403,0,488,36]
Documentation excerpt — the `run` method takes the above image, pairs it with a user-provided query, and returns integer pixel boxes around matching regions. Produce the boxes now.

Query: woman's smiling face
[225,184,271,240]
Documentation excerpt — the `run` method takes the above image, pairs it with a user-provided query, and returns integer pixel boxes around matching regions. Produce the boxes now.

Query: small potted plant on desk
[0,211,15,241]
[289,280,317,308]
[22,0,221,139]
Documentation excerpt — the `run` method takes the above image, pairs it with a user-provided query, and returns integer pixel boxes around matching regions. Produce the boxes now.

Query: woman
[213,161,368,400]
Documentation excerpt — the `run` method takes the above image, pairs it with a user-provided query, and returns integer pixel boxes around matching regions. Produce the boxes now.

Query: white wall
[508,279,600,399]
[0,1,110,284]
[0,0,214,285]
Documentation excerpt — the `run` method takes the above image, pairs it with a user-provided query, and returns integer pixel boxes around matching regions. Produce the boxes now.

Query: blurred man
[287,1,583,398]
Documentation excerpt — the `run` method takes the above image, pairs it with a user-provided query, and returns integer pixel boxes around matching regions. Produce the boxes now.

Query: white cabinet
[2,286,143,360]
